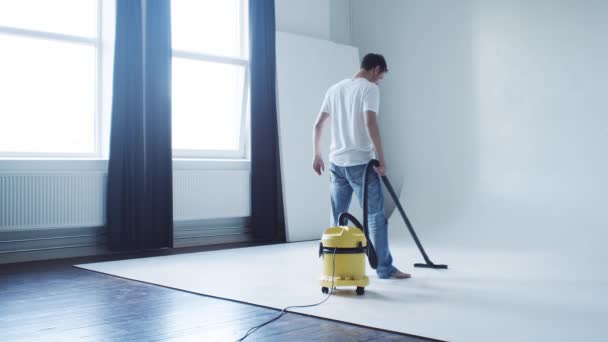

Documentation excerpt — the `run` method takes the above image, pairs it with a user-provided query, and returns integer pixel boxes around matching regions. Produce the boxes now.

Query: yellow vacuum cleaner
[319,218,370,295]
[318,159,380,296]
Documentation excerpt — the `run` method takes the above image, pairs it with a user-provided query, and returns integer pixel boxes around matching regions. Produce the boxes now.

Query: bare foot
[391,271,411,279]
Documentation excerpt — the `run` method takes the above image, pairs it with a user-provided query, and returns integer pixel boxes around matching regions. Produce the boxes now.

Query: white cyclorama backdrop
[276,31,361,242]
[352,0,608,254]
[75,240,607,342]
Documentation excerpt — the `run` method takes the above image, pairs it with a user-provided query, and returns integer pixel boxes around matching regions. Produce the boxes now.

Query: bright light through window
[171,0,242,58]
[171,0,249,158]
[0,0,97,38]
[0,0,99,156]
[172,58,245,151]
[0,34,96,154]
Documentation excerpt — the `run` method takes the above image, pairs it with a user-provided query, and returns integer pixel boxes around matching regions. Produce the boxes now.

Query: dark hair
[360,53,388,73]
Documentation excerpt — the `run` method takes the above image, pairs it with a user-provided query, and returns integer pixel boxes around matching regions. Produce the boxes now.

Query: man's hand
[312,112,329,175]
[374,160,387,176]
[312,155,325,175]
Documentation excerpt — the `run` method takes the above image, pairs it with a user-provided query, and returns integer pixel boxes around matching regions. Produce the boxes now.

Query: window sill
[0,159,109,172]
[173,159,250,170]
[0,158,251,172]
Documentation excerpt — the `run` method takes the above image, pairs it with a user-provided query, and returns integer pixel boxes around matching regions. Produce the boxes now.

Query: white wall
[275,0,352,44]
[352,0,476,229]
[329,0,353,45]
[352,0,608,251]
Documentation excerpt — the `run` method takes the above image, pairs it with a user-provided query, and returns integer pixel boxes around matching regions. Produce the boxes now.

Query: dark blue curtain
[142,0,174,250]
[249,0,285,241]
[106,0,173,251]
[106,0,145,251]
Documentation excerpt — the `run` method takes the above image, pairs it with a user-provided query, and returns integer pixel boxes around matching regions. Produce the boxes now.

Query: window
[171,0,249,158]
[0,0,100,157]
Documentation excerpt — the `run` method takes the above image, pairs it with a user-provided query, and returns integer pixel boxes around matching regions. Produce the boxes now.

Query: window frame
[0,0,102,159]
[0,0,251,162]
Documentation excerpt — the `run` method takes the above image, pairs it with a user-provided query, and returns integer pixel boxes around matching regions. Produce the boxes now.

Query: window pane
[0,0,97,38]
[0,34,96,154]
[171,0,242,57]
[172,58,244,151]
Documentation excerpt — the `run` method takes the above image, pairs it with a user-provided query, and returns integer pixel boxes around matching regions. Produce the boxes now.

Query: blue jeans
[329,162,399,278]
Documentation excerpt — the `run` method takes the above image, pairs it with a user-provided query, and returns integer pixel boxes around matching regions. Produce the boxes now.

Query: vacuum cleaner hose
[337,212,363,228]
[362,160,380,269]
[337,211,377,268]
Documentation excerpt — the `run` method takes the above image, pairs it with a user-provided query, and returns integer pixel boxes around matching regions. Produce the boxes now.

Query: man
[312,53,410,279]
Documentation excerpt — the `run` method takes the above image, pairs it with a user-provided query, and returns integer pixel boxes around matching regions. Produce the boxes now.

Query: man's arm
[365,110,387,176]
[312,112,330,175]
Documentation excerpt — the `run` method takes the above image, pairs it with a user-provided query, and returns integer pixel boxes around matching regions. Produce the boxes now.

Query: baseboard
[0,217,253,265]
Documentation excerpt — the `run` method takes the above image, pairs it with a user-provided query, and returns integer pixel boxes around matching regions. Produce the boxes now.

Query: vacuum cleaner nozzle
[414,263,448,269]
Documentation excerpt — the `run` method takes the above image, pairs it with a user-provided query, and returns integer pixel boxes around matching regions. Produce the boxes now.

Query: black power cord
[235,248,337,342]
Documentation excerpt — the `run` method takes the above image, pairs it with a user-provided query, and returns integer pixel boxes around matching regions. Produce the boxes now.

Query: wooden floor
[0,245,433,342]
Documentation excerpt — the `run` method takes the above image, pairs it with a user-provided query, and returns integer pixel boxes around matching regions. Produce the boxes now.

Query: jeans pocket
[347,165,366,185]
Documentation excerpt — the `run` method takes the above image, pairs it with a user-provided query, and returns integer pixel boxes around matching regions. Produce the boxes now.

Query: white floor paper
[76,237,607,342]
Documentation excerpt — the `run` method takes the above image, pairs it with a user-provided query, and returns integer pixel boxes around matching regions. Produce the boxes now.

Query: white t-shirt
[319,78,380,167]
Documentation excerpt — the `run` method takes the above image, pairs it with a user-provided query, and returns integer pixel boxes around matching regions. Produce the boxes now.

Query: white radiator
[173,169,251,220]
[0,172,106,230]
[0,166,250,230]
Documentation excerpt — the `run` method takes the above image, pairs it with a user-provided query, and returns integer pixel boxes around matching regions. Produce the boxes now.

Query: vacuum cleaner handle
[375,160,448,269]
